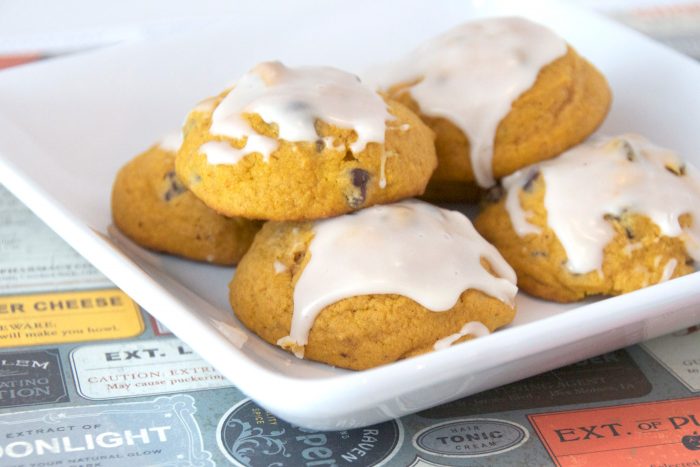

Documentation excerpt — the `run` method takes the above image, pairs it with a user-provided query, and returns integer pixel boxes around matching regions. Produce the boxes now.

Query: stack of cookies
[112,16,700,370]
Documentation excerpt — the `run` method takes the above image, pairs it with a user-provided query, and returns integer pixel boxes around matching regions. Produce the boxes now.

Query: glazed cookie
[175,61,437,221]
[112,135,261,265]
[475,135,699,302]
[375,16,611,200]
[230,200,517,370]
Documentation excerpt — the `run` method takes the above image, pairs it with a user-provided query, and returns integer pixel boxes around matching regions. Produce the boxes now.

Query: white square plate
[1,0,699,430]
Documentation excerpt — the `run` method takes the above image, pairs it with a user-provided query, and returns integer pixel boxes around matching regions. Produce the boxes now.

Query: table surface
[0,2,699,466]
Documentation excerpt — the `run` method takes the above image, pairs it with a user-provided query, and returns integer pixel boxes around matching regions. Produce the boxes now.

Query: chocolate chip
[163,171,188,202]
[351,169,369,192]
[315,139,325,153]
[624,227,635,240]
[346,168,371,208]
[522,170,540,192]
[293,251,304,264]
[351,168,370,188]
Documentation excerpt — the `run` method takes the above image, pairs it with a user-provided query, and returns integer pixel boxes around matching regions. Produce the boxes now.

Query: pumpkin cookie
[230,200,517,370]
[376,16,611,200]
[112,135,261,265]
[475,135,699,302]
[176,61,437,221]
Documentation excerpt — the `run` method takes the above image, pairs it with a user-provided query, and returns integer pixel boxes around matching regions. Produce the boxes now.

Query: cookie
[176,61,437,221]
[375,16,611,200]
[112,135,261,265]
[230,200,517,370]
[475,135,699,302]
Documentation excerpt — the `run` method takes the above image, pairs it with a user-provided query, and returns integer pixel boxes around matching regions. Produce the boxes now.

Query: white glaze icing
[158,132,183,153]
[372,17,566,188]
[278,200,517,356]
[504,134,700,274]
[200,137,277,165]
[659,258,678,283]
[321,136,344,152]
[433,321,490,351]
[273,260,287,274]
[204,61,392,165]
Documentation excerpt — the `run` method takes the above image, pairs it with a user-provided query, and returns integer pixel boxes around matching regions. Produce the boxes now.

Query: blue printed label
[0,394,214,466]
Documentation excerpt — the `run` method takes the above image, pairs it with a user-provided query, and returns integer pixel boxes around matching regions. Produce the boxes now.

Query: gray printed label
[217,399,402,466]
[413,419,529,457]
[0,349,68,408]
[419,350,651,418]
[70,337,232,399]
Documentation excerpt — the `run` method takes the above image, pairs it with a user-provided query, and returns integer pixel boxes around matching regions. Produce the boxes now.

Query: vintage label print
[217,399,403,467]
[0,349,68,409]
[71,337,232,399]
[0,289,144,347]
[529,396,700,466]
[413,419,529,458]
[643,327,700,392]
[0,187,112,295]
[149,316,172,336]
[420,350,651,418]
[0,394,213,466]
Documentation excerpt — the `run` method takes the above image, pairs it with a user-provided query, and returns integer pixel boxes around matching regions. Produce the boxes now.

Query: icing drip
[381,150,399,189]
[503,168,542,237]
[433,321,490,351]
[659,258,678,283]
[279,200,517,356]
[503,134,700,274]
[204,61,392,164]
[158,132,183,153]
[372,17,566,187]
